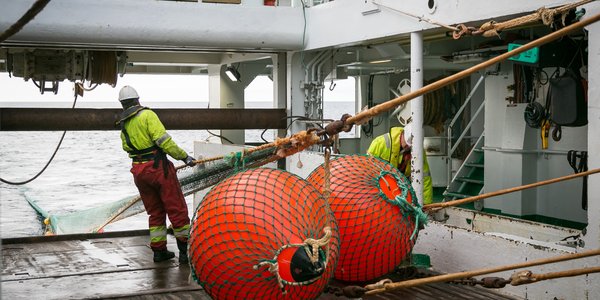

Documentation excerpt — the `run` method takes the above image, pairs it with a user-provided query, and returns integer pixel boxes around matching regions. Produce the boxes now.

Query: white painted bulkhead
[286,3,600,297]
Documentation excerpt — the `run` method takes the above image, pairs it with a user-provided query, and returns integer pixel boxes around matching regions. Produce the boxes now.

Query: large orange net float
[189,168,340,300]
[307,154,427,282]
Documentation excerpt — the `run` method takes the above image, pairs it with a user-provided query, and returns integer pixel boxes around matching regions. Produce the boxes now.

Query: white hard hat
[403,123,413,147]
[118,86,139,102]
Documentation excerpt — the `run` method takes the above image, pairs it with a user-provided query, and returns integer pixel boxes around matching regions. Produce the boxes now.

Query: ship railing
[446,74,486,187]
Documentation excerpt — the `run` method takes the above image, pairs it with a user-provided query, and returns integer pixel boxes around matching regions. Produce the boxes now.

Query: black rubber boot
[177,240,189,264]
[153,250,175,262]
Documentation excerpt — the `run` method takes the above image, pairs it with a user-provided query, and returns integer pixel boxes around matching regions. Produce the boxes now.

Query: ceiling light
[225,65,241,82]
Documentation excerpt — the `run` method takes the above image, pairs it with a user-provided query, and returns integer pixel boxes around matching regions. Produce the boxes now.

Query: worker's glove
[183,155,196,167]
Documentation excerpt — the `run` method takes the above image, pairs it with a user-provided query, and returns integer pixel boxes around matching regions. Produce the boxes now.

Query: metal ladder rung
[443,191,473,199]
[455,177,484,185]
[465,163,484,168]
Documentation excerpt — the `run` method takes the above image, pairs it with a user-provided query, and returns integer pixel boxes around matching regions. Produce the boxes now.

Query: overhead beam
[0,0,304,51]
[0,108,286,131]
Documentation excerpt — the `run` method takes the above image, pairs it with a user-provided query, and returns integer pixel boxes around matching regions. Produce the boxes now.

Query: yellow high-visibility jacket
[118,107,187,160]
[367,127,433,204]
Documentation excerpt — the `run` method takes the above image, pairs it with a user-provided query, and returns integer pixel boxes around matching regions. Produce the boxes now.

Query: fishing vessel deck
[1,230,518,300]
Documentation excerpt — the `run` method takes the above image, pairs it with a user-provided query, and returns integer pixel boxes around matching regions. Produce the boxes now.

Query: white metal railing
[446,74,486,187]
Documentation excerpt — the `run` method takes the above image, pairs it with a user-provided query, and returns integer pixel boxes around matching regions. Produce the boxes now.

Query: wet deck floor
[1,230,519,299]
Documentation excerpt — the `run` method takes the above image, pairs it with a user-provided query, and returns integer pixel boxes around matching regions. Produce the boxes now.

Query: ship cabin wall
[484,62,588,225]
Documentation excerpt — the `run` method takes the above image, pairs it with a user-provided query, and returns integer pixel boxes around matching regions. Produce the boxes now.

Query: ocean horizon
[0,100,270,109]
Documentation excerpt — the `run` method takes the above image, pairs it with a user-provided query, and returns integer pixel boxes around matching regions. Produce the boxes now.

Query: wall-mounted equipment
[6,49,126,94]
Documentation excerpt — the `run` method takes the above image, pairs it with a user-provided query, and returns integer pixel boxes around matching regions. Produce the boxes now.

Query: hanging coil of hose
[87,51,119,87]
[524,101,546,128]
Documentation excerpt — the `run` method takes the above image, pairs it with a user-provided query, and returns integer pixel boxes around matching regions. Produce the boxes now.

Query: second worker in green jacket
[367,123,433,204]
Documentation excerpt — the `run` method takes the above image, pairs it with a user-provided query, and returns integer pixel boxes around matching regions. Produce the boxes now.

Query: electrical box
[508,43,539,64]
[508,38,586,68]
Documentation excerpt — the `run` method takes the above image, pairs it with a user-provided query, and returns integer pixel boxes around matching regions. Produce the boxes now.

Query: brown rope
[510,266,600,286]
[372,0,459,31]
[0,0,51,43]
[303,226,332,264]
[364,248,600,295]
[459,0,594,38]
[424,168,600,211]
[345,12,600,127]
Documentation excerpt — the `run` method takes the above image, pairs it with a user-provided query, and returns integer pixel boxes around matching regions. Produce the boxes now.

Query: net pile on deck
[28,145,288,235]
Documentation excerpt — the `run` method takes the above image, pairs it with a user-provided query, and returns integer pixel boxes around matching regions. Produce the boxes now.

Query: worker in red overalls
[116,86,195,263]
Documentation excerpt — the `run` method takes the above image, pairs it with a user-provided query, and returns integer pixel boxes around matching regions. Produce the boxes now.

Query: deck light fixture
[225,65,241,82]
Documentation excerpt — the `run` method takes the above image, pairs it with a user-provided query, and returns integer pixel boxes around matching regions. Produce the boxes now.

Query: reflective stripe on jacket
[120,109,187,161]
[367,127,433,204]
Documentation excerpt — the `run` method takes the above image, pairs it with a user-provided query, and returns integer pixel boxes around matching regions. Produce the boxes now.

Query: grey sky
[1,73,355,104]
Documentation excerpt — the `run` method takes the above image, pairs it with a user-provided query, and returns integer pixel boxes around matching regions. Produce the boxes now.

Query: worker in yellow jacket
[367,123,433,204]
[116,86,196,264]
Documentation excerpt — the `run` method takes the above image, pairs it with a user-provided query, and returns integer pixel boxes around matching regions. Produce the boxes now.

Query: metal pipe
[447,126,453,188]
[481,147,584,155]
[304,50,328,84]
[304,51,329,119]
[315,50,332,121]
[0,108,287,131]
[316,50,333,83]
[410,31,424,206]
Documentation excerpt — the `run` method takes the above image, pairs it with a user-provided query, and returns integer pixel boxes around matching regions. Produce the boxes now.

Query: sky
[0,73,355,105]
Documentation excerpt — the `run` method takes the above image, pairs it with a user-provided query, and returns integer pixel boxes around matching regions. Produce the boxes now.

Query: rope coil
[453,0,593,39]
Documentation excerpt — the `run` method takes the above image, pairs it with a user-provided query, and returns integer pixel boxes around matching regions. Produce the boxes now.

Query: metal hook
[329,80,336,91]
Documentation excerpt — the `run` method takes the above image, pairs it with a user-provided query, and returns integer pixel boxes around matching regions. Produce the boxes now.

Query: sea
[0,101,355,239]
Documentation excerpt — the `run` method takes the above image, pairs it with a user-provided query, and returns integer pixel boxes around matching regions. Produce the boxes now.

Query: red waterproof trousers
[131,160,190,251]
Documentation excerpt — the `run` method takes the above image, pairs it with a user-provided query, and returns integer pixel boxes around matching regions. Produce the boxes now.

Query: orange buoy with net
[189,168,340,300]
[306,155,427,282]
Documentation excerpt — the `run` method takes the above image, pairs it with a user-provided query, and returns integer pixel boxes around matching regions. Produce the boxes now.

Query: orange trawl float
[188,168,340,300]
[307,154,427,282]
